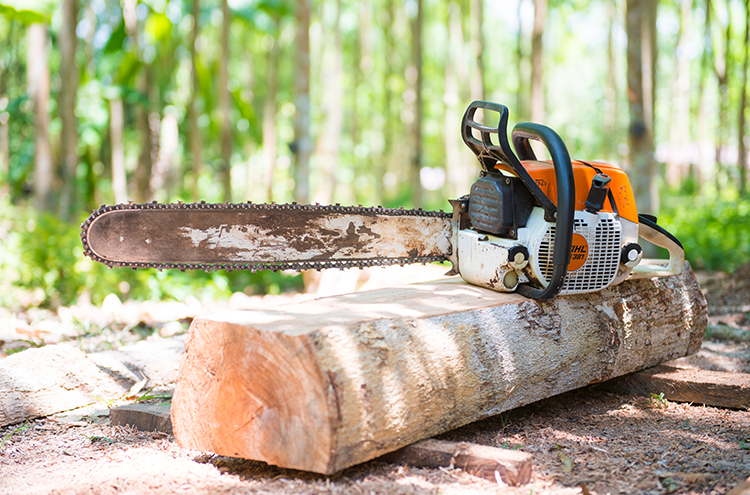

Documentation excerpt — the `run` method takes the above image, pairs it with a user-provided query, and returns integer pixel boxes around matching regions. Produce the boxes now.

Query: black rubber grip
[511,123,575,300]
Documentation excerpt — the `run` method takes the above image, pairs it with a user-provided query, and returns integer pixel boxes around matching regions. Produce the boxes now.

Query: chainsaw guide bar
[80,201,453,273]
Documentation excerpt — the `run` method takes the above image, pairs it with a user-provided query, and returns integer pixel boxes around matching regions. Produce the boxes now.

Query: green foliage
[0,420,31,451]
[0,0,56,23]
[0,204,303,309]
[659,188,750,273]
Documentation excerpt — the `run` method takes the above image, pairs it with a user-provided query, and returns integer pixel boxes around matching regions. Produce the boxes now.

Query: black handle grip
[460,101,576,300]
[461,102,557,220]
[460,101,516,172]
[511,123,575,300]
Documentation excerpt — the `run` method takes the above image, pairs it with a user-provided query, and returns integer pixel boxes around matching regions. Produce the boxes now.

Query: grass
[0,421,31,450]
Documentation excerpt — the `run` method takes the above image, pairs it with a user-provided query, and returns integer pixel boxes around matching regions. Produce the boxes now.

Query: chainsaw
[80,101,684,300]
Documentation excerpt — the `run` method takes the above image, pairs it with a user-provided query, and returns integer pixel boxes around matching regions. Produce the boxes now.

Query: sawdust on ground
[0,264,749,495]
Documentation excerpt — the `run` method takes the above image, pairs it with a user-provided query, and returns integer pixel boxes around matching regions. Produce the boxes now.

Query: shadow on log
[171,262,706,474]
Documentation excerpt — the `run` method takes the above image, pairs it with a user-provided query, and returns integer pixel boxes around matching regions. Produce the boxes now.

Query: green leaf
[0,0,56,23]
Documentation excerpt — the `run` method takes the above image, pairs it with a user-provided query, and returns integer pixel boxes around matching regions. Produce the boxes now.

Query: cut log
[0,345,126,427]
[110,403,173,434]
[381,438,532,485]
[600,365,750,409]
[171,263,707,474]
[0,337,184,428]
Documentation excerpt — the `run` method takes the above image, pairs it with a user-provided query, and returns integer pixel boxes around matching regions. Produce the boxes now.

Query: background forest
[0,0,749,309]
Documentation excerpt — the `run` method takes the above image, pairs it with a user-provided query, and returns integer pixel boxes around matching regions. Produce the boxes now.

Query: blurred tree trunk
[738,0,750,196]
[409,0,424,207]
[516,0,526,121]
[470,0,484,101]
[694,0,712,190]
[713,1,731,191]
[0,52,8,198]
[0,112,7,198]
[379,0,397,205]
[315,0,344,205]
[110,97,128,203]
[27,24,54,212]
[626,0,659,217]
[445,1,468,199]
[59,0,78,220]
[134,66,157,203]
[263,17,281,202]
[189,0,202,200]
[352,0,372,204]
[530,0,546,123]
[604,0,618,152]
[126,0,159,204]
[293,0,312,204]
[219,0,232,202]
[666,0,692,187]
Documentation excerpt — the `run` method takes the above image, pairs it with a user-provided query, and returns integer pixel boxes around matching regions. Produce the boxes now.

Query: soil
[0,265,749,495]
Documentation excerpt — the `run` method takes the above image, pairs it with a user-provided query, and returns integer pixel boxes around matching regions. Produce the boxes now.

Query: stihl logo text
[568,233,589,271]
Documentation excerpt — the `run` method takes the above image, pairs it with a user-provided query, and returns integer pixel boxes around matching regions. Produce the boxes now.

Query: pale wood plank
[601,365,750,409]
[382,438,532,486]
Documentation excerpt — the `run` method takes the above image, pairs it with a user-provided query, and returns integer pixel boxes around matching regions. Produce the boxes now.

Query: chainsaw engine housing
[457,207,640,295]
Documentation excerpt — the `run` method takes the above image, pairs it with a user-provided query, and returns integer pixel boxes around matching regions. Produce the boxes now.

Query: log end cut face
[171,318,334,473]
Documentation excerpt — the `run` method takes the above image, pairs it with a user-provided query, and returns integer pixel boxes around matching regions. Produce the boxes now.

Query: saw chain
[80,201,452,273]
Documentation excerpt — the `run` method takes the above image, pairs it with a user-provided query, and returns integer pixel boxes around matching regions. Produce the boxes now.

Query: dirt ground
[0,265,749,495]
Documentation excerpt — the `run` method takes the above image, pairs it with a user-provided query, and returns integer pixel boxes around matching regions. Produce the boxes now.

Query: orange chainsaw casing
[494,159,639,224]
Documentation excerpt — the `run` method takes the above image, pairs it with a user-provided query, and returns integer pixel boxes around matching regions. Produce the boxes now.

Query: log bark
[171,263,706,474]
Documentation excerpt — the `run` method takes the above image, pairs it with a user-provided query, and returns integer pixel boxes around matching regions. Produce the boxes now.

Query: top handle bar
[461,101,576,300]
[461,101,557,222]
[511,123,575,300]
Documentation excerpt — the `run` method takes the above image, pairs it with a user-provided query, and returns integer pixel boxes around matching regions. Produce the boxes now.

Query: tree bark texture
[530,0,546,123]
[27,24,54,212]
[293,0,312,204]
[59,0,79,221]
[172,263,706,474]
